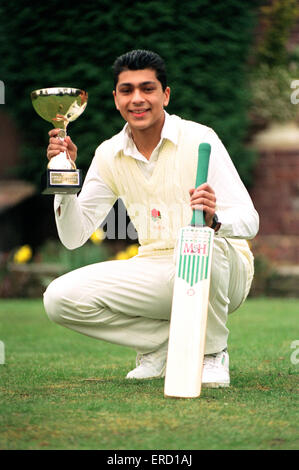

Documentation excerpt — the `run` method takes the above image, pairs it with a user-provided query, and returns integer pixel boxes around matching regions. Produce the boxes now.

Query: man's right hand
[47,129,78,164]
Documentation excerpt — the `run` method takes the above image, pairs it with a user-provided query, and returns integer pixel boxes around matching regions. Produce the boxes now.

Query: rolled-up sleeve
[205,130,259,239]
[54,155,117,249]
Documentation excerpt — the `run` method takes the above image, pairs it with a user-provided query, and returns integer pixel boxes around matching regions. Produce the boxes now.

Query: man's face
[113,69,170,133]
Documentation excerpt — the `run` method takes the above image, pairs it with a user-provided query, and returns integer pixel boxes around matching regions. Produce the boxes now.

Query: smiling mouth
[129,109,149,117]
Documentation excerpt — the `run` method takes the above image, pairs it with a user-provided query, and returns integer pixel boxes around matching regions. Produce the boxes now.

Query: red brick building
[250,124,299,265]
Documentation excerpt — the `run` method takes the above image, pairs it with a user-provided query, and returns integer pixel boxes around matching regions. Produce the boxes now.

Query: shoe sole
[126,366,166,380]
[202,382,230,389]
[126,374,165,380]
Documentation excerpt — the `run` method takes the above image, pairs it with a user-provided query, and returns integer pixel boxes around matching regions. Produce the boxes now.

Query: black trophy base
[42,169,82,195]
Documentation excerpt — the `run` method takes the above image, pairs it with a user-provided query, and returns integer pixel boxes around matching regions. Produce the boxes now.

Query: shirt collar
[113,111,178,157]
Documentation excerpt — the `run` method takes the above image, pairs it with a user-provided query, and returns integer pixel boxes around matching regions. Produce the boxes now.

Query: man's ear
[113,90,119,110]
[163,86,170,107]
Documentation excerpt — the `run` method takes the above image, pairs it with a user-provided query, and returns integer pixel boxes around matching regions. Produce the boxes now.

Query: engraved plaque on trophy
[31,87,88,194]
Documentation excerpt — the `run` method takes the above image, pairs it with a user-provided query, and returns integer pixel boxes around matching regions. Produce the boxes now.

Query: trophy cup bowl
[31,87,88,194]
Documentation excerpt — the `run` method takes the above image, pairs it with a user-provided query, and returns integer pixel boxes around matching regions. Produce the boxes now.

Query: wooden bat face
[164,226,214,398]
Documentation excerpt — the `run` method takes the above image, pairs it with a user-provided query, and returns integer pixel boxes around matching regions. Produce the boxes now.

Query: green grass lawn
[0,297,298,450]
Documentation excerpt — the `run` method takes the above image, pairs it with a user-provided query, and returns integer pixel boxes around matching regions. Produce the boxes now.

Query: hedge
[0,0,258,187]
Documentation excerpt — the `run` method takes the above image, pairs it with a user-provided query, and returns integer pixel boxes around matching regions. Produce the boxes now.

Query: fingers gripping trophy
[31,87,88,194]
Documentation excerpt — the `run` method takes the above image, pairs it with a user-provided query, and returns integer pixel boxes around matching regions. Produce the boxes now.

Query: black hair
[112,49,167,91]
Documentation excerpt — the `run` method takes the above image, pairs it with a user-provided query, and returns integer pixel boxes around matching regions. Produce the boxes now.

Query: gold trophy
[31,87,88,194]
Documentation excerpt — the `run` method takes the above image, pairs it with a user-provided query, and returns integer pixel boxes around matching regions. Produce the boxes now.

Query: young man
[44,50,259,387]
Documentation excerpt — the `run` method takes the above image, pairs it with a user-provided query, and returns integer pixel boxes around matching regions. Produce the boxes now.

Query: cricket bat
[164,142,213,398]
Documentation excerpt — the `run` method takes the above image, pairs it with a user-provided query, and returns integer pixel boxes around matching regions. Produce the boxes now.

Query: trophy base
[42,169,82,195]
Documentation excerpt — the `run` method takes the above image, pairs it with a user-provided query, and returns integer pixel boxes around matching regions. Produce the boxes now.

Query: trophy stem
[57,129,67,139]
[55,125,76,170]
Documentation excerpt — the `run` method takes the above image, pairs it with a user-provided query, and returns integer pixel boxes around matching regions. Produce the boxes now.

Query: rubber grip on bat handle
[190,143,211,227]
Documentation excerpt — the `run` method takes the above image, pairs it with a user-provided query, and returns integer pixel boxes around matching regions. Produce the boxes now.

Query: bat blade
[164,225,214,398]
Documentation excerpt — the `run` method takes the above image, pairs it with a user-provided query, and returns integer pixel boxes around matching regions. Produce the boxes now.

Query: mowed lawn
[0,297,298,450]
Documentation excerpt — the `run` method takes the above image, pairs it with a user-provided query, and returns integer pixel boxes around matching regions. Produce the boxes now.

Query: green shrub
[249,0,299,127]
[0,0,258,186]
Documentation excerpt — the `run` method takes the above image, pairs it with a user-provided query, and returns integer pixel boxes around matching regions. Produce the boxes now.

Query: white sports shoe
[201,349,230,388]
[126,341,168,379]
[126,344,230,387]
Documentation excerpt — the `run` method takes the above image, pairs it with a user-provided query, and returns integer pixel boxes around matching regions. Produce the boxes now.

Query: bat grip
[190,143,211,227]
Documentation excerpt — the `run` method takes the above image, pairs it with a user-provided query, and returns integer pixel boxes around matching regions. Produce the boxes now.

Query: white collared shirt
[54,112,259,249]
[113,111,178,179]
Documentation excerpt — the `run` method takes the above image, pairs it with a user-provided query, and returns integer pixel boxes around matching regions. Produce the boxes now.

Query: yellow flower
[13,245,32,264]
[90,228,105,245]
[115,244,139,260]
[115,251,129,260]
[125,244,139,258]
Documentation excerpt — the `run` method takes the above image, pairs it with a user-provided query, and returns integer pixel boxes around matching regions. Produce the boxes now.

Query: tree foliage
[249,0,299,127]
[0,0,258,187]
[256,0,299,67]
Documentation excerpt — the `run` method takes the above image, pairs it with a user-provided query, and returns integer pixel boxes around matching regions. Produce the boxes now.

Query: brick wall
[250,127,299,265]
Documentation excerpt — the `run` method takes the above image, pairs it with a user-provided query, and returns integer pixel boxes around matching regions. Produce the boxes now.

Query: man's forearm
[53,153,118,250]
[54,194,114,250]
[216,207,259,240]
[54,195,89,249]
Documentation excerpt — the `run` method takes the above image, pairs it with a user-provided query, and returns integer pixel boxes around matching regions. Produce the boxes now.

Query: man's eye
[144,87,154,92]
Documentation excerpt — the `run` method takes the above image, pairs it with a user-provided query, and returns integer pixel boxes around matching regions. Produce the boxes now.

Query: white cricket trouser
[43,238,253,355]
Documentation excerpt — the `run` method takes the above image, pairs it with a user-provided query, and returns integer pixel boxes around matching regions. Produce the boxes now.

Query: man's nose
[132,88,145,103]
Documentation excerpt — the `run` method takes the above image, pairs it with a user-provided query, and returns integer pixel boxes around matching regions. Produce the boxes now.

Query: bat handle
[190,143,211,227]
[191,207,206,226]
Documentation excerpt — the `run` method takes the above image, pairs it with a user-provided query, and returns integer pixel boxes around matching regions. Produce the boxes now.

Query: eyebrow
[117,81,157,88]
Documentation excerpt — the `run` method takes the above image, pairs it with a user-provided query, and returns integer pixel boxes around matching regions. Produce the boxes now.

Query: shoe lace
[203,353,224,371]
[136,352,154,367]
